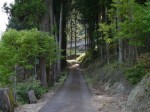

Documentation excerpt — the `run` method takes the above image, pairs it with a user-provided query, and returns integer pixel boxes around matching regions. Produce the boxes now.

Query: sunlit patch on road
[67,60,80,69]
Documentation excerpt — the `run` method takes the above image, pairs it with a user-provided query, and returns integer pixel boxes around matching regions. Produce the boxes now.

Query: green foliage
[99,23,113,43]
[17,77,47,103]
[83,50,93,61]
[4,0,46,29]
[137,53,150,68]
[0,29,56,85]
[79,50,99,67]
[99,0,150,46]
[125,53,150,85]
[75,0,99,22]
[125,65,145,85]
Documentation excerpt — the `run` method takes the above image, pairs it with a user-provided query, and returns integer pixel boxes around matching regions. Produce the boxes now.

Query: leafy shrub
[0,29,56,85]
[17,77,47,103]
[125,65,145,85]
[137,53,150,69]
[125,53,150,85]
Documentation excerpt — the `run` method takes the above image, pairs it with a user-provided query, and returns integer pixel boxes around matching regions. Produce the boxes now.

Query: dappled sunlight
[67,60,80,69]
[70,63,79,68]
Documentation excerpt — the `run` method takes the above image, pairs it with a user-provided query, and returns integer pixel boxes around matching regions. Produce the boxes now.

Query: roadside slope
[81,59,133,112]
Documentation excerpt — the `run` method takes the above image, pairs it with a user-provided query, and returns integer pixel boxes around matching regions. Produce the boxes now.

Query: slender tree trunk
[50,0,54,34]
[58,1,63,74]
[128,1,135,66]
[128,44,132,65]
[99,12,104,62]
[46,66,53,86]
[70,19,73,56]
[61,24,67,70]
[115,42,118,60]
[61,0,67,71]
[118,39,124,64]
[85,24,87,51]
[53,15,59,81]
[117,5,124,64]
[39,0,50,32]
[39,0,50,87]
[106,43,110,64]
[74,13,77,58]
[105,7,110,64]
[87,33,89,49]
[89,21,95,50]
[39,57,47,87]
[100,44,103,62]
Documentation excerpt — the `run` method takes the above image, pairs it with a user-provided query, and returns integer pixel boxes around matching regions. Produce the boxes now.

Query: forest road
[39,64,96,112]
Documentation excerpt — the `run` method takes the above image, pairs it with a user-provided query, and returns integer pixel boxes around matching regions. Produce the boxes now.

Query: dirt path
[39,64,96,112]
[15,62,128,112]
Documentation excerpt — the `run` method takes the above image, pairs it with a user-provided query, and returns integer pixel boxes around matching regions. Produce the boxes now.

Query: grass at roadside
[49,70,68,92]
[83,70,94,88]
[17,70,68,104]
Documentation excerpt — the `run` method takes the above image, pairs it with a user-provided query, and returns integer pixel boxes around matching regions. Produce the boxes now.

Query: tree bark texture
[58,1,63,74]
[0,88,17,112]
[39,57,47,87]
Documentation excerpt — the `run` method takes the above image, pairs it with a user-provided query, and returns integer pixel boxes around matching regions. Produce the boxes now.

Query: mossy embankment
[80,58,133,95]
[79,53,150,112]
[126,74,150,112]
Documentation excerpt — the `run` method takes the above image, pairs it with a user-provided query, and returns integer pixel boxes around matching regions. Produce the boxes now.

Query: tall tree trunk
[99,12,104,62]
[85,24,87,51]
[106,43,110,64]
[0,88,17,112]
[89,21,95,51]
[114,42,118,60]
[58,1,63,74]
[50,0,54,34]
[61,19,67,70]
[75,13,77,58]
[105,7,110,64]
[46,66,53,86]
[123,40,127,62]
[39,0,50,87]
[118,39,124,64]
[117,5,124,64]
[70,19,73,56]
[53,15,59,81]
[39,57,47,87]
[61,0,67,71]
[87,32,89,49]
[39,0,50,32]
[128,43,132,66]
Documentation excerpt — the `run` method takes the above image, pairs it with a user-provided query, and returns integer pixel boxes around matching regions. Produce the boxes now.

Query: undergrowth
[125,53,150,85]
[50,70,67,92]
[125,65,145,85]
[80,51,150,90]
[81,51,150,86]
[17,77,47,104]
[17,70,67,104]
